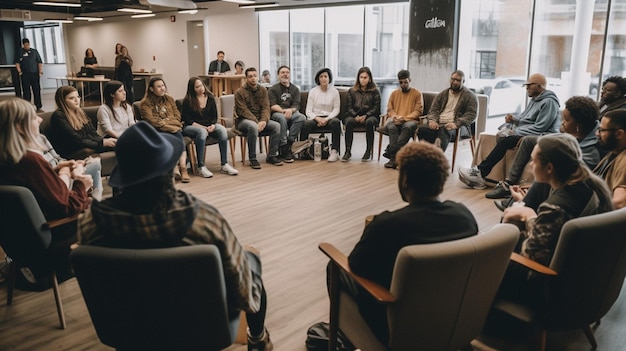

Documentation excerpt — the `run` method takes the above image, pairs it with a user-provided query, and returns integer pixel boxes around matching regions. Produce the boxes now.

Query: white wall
[63,2,258,99]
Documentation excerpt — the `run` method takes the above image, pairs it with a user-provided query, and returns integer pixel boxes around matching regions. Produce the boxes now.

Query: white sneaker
[328,149,339,162]
[220,163,239,175]
[458,166,486,189]
[197,166,213,178]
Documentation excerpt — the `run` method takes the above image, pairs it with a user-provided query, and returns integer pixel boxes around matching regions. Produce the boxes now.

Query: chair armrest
[44,213,80,230]
[510,252,558,276]
[218,117,227,126]
[379,114,388,126]
[319,242,396,303]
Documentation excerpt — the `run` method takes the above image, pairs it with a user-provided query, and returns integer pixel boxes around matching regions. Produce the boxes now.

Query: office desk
[204,74,245,97]
[51,76,111,105]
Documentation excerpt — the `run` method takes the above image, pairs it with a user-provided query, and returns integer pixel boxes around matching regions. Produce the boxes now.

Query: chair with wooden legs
[219,94,268,165]
[0,185,80,329]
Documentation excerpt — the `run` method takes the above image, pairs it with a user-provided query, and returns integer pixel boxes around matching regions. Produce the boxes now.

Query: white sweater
[305,86,340,121]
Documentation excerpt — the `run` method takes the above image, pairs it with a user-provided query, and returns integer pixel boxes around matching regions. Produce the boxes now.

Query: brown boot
[180,166,191,183]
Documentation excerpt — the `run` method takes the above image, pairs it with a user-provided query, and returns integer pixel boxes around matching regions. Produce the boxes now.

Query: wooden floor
[1,90,625,350]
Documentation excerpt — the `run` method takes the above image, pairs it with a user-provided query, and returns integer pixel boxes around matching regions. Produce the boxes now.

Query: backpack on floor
[305,321,356,351]
[297,134,330,160]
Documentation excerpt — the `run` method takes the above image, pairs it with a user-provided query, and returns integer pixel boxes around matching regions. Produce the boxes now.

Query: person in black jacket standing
[15,38,44,112]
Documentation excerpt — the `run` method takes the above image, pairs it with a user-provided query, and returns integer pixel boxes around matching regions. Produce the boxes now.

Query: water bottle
[314,139,322,161]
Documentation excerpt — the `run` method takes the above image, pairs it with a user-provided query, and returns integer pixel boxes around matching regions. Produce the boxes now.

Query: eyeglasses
[450,78,462,82]
[597,128,619,133]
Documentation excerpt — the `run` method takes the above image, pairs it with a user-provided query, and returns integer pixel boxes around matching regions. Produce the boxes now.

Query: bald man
[459,73,561,189]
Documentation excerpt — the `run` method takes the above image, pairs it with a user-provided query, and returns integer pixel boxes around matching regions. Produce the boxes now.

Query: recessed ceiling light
[223,0,255,4]
[131,13,157,18]
[118,8,153,14]
[74,16,103,21]
[239,2,279,9]
[34,2,81,7]
[44,18,74,23]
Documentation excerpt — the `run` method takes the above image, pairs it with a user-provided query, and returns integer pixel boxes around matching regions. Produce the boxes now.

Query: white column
[566,0,594,98]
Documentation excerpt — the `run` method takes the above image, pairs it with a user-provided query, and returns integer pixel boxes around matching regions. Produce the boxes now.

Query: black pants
[21,72,42,109]
[478,135,523,177]
[344,116,378,152]
[417,126,457,151]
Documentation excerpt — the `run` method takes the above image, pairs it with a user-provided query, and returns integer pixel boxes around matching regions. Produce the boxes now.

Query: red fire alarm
[170,15,176,22]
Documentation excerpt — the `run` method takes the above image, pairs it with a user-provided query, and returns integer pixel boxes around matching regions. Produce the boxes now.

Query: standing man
[380,69,424,169]
[15,38,44,112]
[268,66,305,163]
[235,67,282,169]
[598,76,626,119]
[208,50,231,74]
[594,109,626,209]
[417,70,477,152]
[459,73,560,189]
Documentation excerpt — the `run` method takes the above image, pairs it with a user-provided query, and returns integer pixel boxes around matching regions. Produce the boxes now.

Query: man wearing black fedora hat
[77,121,273,350]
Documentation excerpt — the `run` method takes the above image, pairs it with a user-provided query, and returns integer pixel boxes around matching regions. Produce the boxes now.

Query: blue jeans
[236,119,280,160]
[271,111,305,145]
[417,125,457,151]
[85,157,102,201]
[183,124,229,166]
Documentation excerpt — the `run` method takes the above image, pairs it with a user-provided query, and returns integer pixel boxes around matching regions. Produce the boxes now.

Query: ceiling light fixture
[223,0,255,4]
[238,2,279,9]
[131,13,157,18]
[178,9,198,14]
[74,16,103,21]
[34,1,81,7]
[118,8,153,14]
[44,18,74,23]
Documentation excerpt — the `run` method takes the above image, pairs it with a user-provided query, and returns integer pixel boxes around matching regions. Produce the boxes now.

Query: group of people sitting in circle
[1,61,625,350]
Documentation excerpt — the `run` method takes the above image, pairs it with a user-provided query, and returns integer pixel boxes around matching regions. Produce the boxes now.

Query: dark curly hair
[396,142,449,198]
[564,96,599,135]
[314,68,333,85]
[603,76,626,95]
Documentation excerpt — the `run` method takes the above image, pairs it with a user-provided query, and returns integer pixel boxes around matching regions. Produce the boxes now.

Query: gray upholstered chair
[492,207,626,351]
[0,185,77,329]
[320,223,519,351]
[70,244,243,351]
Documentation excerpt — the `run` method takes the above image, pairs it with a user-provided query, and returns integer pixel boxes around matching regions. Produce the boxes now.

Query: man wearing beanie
[77,121,273,351]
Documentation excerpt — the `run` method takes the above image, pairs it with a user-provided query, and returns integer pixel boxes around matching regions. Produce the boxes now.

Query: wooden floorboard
[1,90,625,350]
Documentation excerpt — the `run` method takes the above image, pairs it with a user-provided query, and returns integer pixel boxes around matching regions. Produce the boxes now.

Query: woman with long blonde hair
[0,97,93,289]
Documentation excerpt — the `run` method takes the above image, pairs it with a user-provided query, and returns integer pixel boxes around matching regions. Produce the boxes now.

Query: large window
[259,3,409,93]
[22,23,65,64]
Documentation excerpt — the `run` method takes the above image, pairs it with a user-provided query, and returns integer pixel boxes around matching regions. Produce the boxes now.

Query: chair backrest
[421,91,438,116]
[541,207,626,329]
[0,186,52,273]
[70,244,239,351]
[220,94,236,128]
[387,223,519,351]
[132,101,143,120]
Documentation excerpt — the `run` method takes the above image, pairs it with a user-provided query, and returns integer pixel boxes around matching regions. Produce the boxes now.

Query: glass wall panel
[290,8,324,91]
[22,24,64,64]
[458,0,532,119]
[326,6,364,87]
[529,0,608,102]
[601,0,626,98]
[259,10,289,86]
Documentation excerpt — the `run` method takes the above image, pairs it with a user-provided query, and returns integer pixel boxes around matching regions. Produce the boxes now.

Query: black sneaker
[280,145,294,163]
[248,328,273,351]
[250,159,262,169]
[384,160,397,169]
[266,156,283,166]
[361,151,371,162]
[485,181,511,199]
[494,197,514,212]
[341,151,351,162]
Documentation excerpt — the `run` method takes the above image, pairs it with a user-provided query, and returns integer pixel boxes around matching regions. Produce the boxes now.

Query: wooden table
[51,76,111,106]
[203,74,245,97]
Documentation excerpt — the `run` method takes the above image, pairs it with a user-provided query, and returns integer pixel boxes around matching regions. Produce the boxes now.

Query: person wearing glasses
[459,73,560,190]
[417,70,477,152]
[593,109,626,209]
